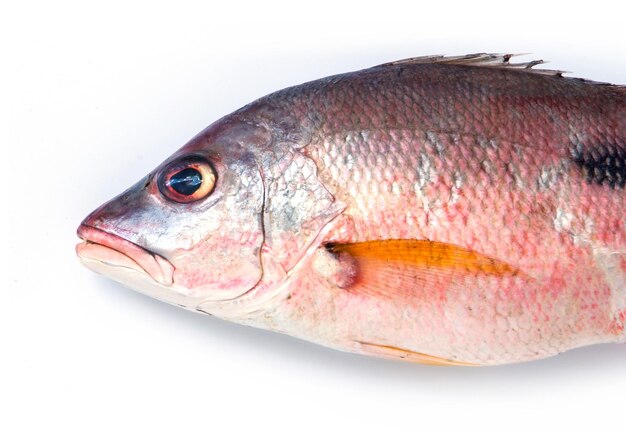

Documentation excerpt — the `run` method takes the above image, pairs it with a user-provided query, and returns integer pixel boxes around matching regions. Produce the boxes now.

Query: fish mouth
[76,224,174,287]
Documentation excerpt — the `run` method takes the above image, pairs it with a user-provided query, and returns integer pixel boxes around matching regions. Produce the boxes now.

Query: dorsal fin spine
[373,53,623,89]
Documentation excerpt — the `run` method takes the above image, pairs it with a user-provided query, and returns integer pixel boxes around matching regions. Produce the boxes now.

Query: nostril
[142,178,151,190]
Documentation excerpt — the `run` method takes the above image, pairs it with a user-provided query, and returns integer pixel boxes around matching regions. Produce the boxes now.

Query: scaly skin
[248,60,626,364]
[78,56,626,365]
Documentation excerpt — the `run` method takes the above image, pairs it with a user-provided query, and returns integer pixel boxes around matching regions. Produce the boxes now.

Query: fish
[76,53,626,366]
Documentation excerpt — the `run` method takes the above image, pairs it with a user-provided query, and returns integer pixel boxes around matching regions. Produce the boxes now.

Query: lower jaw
[78,254,196,309]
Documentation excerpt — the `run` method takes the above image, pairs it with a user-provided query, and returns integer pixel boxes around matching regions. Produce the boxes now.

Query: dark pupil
[169,168,202,195]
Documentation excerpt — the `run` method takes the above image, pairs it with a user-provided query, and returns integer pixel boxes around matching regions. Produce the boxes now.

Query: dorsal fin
[375,53,563,75]
[374,53,625,89]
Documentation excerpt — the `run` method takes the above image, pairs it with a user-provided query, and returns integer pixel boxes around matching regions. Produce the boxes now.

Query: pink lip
[76,224,174,286]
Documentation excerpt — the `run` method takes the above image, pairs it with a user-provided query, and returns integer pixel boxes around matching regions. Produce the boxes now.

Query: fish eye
[158,156,216,203]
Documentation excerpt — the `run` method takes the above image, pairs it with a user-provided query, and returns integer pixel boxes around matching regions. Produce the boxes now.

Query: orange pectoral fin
[358,342,478,366]
[326,239,526,302]
[329,239,522,277]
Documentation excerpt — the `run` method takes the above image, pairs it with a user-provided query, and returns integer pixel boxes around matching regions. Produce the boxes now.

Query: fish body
[77,54,626,365]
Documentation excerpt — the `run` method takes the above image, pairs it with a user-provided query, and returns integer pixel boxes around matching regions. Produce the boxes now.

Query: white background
[1,1,625,444]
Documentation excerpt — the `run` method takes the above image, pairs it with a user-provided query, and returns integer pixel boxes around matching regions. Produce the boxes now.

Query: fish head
[76,118,273,313]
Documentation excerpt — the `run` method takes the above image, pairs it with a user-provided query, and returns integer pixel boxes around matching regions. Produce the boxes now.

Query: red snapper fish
[77,54,626,366]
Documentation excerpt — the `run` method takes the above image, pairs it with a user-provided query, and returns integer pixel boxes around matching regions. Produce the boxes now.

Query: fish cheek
[169,165,266,300]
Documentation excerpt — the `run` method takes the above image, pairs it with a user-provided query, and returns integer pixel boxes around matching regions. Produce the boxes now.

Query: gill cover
[196,104,345,317]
